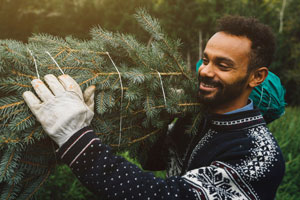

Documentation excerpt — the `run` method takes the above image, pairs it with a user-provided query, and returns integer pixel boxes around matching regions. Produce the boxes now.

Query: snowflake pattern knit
[57,109,285,199]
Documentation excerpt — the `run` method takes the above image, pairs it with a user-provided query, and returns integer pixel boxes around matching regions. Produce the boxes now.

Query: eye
[218,64,230,71]
[202,58,209,65]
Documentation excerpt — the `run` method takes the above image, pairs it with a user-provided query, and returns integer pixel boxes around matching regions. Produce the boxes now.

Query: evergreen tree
[0,9,201,199]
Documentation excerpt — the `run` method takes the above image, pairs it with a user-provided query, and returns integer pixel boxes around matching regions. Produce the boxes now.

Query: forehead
[205,32,251,63]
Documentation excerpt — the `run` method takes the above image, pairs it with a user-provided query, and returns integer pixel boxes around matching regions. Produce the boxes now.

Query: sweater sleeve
[58,126,283,200]
[57,127,198,200]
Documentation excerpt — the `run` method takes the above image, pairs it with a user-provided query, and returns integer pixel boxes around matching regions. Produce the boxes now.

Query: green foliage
[1,0,300,104]
[0,0,153,42]
[0,10,200,199]
[35,165,97,200]
[268,107,300,199]
[278,0,300,105]
[0,137,56,200]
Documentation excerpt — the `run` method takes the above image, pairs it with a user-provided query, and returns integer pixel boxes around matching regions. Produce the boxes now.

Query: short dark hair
[217,15,276,71]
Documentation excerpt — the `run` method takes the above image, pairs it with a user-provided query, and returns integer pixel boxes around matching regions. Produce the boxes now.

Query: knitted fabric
[57,109,285,200]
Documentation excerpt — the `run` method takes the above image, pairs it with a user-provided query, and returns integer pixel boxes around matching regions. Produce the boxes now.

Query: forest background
[0,0,299,199]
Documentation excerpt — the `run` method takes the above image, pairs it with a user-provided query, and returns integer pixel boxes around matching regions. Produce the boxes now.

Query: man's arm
[58,126,278,200]
[59,125,285,200]
[57,127,198,199]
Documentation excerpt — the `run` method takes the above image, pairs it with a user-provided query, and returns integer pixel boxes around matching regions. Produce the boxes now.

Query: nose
[199,62,215,78]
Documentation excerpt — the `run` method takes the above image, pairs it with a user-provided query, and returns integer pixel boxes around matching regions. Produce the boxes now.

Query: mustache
[198,75,223,88]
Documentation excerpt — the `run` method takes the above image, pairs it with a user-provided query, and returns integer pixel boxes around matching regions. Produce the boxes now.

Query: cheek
[215,71,245,86]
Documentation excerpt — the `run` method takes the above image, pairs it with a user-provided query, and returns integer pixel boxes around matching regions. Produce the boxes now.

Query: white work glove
[22,74,95,147]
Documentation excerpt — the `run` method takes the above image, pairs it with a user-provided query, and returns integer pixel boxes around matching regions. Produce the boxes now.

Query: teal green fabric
[196,59,203,73]
[196,60,286,123]
[249,71,286,123]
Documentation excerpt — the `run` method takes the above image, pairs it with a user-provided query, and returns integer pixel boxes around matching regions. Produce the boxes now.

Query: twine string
[106,52,124,147]
[27,48,40,79]
[156,71,167,106]
[45,51,65,75]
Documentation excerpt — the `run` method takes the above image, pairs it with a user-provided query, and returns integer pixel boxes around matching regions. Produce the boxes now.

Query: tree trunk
[199,30,203,60]
[279,0,288,33]
[187,50,191,70]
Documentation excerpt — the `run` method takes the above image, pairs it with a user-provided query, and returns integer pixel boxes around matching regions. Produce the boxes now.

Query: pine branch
[135,9,190,79]
[0,10,202,199]
[0,97,24,116]
[23,169,52,200]
[0,148,22,183]
[111,128,161,147]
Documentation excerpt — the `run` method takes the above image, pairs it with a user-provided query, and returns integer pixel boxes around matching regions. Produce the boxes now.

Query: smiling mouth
[199,82,218,91]
[202,82,217,88]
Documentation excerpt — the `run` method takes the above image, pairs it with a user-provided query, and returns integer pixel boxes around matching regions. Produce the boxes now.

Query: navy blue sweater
[57,109,285,199]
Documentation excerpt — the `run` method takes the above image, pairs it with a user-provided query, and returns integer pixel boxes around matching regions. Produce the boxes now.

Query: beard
[197,73,249,107]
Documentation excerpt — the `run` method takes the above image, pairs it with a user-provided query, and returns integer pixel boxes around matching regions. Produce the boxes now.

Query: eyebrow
[203,52,235,66]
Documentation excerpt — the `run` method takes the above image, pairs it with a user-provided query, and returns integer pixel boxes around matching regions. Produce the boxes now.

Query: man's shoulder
[234,124,285,199]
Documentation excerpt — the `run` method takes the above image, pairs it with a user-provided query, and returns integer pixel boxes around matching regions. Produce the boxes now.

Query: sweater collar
[205,108,266,131]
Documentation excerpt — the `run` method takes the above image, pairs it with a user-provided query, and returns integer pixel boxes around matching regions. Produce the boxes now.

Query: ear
[248,67,268,88]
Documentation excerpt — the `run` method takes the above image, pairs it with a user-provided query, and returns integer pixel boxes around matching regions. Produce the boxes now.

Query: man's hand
[22,74,95,147]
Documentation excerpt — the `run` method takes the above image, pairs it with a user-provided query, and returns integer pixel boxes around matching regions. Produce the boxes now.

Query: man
[23,16,285,199]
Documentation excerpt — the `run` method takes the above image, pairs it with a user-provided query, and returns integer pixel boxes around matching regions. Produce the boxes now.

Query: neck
[209,94,250,114]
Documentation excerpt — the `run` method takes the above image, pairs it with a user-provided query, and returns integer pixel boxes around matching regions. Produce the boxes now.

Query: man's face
[198,32,252,108]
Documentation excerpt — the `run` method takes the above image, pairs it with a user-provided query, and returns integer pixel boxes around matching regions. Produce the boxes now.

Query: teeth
[202,83,216,88]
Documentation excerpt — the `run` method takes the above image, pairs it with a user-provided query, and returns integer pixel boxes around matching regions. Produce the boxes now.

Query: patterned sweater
[57,109,285,199]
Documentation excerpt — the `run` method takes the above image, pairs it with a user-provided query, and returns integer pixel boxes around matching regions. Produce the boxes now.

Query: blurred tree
[97,0,154,42]
[279,0,300,104]
[152,0,278,70]
[0,0,298,101]
[153,0,202,69]
[0,0,36,41]
[0,0,154,42]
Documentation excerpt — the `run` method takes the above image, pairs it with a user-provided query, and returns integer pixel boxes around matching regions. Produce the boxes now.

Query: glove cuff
[57,126,99,166]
